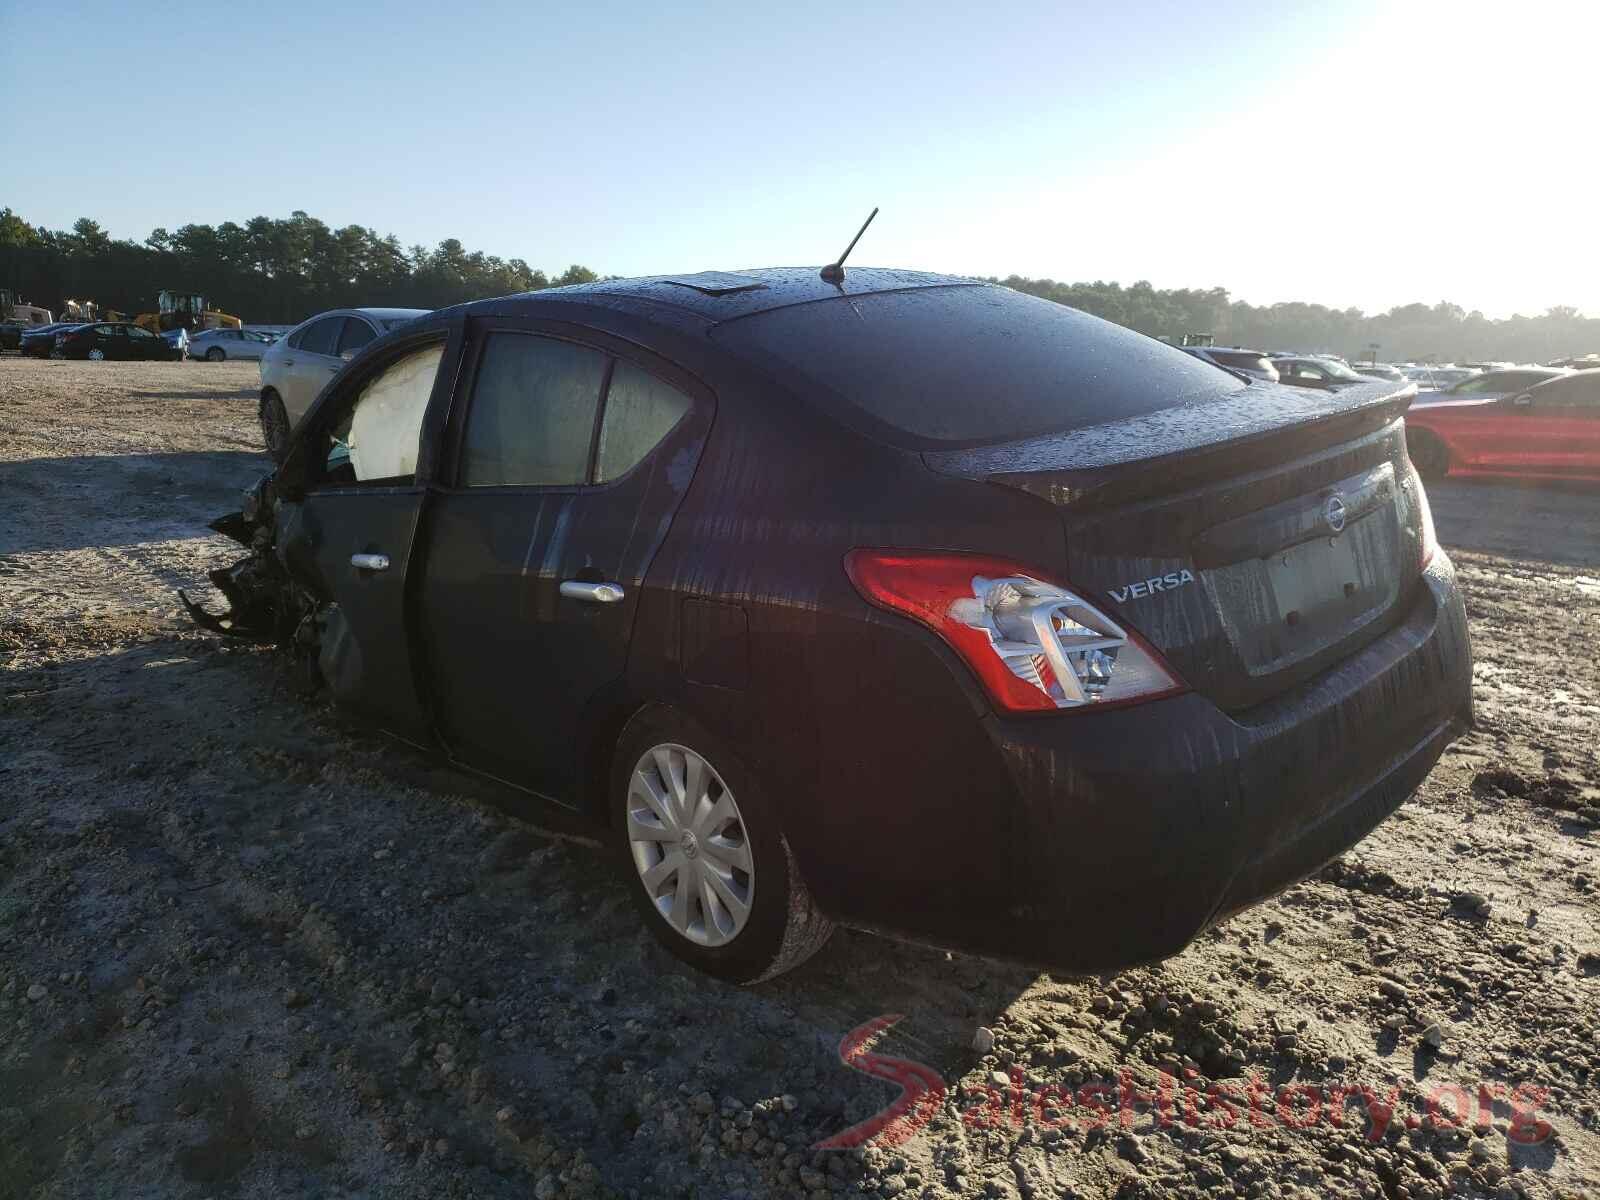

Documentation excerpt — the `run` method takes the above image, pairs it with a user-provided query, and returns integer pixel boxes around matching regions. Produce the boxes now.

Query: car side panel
[625,358,1072,910]
[1409,399,1600,480]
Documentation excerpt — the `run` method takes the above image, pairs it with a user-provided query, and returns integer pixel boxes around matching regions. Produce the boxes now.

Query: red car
[1404,370,1600,482]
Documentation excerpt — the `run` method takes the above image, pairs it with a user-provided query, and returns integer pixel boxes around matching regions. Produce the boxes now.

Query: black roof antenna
[819,207,879,285]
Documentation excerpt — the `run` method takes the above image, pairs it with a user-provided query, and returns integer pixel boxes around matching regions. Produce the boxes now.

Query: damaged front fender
[180,475,319,648]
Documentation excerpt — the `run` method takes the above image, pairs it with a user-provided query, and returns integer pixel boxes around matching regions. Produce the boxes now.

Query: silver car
[258,307,428,461]
[190,328,276,362]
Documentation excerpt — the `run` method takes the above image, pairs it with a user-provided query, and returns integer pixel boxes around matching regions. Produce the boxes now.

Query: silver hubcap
[262,400,288,454]
[627,743,754,947]
[89,349,103,360]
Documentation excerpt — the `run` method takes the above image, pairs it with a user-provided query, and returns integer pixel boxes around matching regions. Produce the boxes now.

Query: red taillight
[844,549,1187,715]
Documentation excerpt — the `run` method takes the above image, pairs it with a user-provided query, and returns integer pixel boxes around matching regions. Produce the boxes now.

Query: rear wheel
[87,348,105,362]
[1407,429,1451,481]
[206,346,226,362]
[612,708,833,983]
[260,390,291,463]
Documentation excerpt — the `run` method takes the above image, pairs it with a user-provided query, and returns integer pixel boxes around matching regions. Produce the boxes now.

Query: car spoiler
[921,381,1417,512]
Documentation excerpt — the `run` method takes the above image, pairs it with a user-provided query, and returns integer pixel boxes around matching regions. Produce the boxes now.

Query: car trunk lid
[924,382,1430,711]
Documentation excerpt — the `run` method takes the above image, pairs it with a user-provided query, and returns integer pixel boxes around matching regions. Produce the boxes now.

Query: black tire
[260,390,291,464]
[610,707,833,984]
[206,346,226,362]
[1407,429,1451,482]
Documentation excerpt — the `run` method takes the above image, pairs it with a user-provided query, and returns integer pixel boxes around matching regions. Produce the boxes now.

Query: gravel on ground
[2,357,1597,1199]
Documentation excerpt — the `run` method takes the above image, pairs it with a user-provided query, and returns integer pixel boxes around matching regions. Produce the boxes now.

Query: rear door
[282,322,462,741]
[418,320,712,801]
[1518,373,1600,474]
[282,315,347,423]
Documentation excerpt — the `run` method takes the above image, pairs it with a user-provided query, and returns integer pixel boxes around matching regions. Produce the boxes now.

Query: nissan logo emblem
[1324,494,1348,534]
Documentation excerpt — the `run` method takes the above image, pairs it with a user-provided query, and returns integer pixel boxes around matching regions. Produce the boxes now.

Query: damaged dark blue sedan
[185,268,1472,983]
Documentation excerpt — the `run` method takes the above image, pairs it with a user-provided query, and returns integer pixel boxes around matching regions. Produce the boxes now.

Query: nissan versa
[184,267,1473,984]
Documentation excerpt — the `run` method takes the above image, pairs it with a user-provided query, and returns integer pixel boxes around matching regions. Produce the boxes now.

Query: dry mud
[1,358,1597,1200]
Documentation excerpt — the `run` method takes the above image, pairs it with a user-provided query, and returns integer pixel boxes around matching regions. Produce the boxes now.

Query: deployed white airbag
[348,344,444,481]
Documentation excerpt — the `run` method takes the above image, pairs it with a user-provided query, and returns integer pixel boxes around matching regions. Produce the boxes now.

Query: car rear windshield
[709,285,1246,448]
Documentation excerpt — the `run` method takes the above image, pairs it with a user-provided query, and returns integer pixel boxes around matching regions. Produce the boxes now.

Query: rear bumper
[850,553,1472,973]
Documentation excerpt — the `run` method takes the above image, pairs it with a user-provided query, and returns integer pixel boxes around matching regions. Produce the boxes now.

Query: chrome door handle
[350,553,390,571]
[559,580,625,604]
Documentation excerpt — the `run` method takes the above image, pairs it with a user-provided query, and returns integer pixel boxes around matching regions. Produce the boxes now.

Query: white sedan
[190,328,277,362]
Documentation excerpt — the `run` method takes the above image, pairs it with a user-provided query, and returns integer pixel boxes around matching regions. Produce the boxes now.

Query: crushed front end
[180,474,321,663]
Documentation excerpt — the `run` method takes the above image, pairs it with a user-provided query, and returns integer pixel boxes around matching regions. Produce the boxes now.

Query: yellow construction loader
[129,290,242,334]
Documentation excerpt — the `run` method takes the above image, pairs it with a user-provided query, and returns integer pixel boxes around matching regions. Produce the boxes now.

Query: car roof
[289,307,431,328]
[350,307,431,321]
[527,267,975,325]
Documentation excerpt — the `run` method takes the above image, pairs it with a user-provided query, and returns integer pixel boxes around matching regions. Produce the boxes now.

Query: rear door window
[459,334,607,487]
[1210,350,1273,374]
[1536,374,1600,410]
[596,361,692,482]
[337,317,378,356]
[1280,361,1319,383]
[298,316,342,357]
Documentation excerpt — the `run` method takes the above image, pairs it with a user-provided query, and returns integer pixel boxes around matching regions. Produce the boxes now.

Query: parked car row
[16,321,182,361]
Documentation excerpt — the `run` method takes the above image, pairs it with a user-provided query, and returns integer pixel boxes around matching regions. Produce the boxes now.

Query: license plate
[1266,532,1363,623]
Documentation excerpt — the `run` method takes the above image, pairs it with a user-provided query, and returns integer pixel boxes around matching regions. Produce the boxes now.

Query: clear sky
[4,0,1596,317]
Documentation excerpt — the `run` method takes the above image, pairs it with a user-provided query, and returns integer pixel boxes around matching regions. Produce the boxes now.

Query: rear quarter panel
[629,357,1071,920]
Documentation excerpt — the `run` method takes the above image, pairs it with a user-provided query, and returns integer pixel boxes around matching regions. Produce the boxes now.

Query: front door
[281,325,461,742]
[125,324,163,359]
[419,321,712,801]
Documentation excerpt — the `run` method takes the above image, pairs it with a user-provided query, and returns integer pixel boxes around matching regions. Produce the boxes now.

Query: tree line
[3,206,1595,362]
[994,276,1599,365]
[0,208,597,325]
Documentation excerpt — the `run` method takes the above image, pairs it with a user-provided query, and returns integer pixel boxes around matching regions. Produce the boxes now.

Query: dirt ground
[1,357,1597,1200]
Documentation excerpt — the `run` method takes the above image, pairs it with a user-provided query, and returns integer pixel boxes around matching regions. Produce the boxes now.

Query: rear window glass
[596,361,692,482]
[337,318,377,355]
[1211,350,1273,373]
[710,285,1245,448]
[297,317,342,356]
[1534,373,1600,405]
